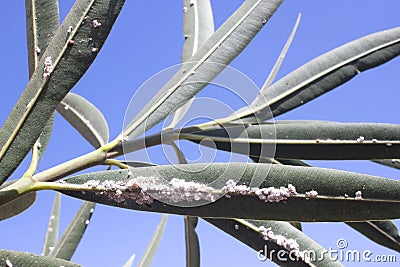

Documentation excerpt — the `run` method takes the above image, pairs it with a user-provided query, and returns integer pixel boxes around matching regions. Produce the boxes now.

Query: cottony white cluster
[258,226,300,254]
[355,190,363,200]
[92,20,102,28]
[305,190,318,198]
[43,56,53,77]
[222,180,297,202]
[80,177,298,205]
[83,179,153,205]
[133,176,219,203]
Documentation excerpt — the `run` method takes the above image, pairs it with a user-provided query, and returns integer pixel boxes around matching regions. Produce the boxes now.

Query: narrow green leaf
[231,13,300,124]
[271,157,400,253]
[169,142,188,164]
[0,250,81,267]
[205,219,341,266]
[123,161,157,168]
[0,181,36,221]
[260,13,301,90]
[237,27,400,122]
[347,220,400,253]
[373,159,400,170]
[57,93,109,148]
[289,221,302,231]
[122,0,284,139]
[182,0,214,62]
[42,192,61,256]
[137,214,167,267]
[49,201,96,260]
[35,113,55,161]
[165,98,195,130]
[61,163,400,222]
[25,0,59,165]
[25,0,60,77]
[122,253,135,267]
[0,0,126,184]
[184,121,400,159]
[167,0,215,130]
[184,216,200,267]
[274,158,310,167]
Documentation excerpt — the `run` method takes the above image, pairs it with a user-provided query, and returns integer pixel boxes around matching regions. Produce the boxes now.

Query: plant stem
[28,126,205,183]
[107,129,181,158]
[33,148,106,182]
[23,141,41,178]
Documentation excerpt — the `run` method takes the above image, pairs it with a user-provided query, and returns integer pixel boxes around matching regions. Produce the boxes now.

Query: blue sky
[0,0,400,266]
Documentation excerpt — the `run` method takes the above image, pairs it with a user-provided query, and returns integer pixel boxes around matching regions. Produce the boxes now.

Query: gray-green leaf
[57,93,109,148]
[61,163,400,222]
[373,159,400,170]
[25,0,59,165]
[137,214,167,267]
[237,27,400,122]
[35,113,55,162]
[206,219,341,266]
[184,121,400,159]
[182,0,214,62]
[166,0,215,130]
[184,216,200,267]
[49,201,96,260]
[122,253,136,267]
[25,0,60,77]
[123,161,157,168]
[0,181,36,221]
[271,157,400,253]
[0,250,81,267]
[122,0,283,139]
[0,0,125,185]
[347,220,400,253]
[42,192,61,256]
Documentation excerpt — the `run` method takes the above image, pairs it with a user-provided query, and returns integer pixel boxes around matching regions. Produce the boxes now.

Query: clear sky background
[0,0,400,266]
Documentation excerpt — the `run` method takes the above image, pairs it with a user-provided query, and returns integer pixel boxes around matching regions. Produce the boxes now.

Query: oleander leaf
[122,253,136,267]
[184,216,200,267]
[42,192,61,256]
[0,182,36,221]
[166,0,215,130]
[25,0,59,164]
[184,121,400,159]
[123,161,157,168]
[373,159,400,170]
[49,201,96,260]
[347,220,400,252]
[35,113,55,161]
[0,0,125,184]
[182,0,214,62]
[61,163,400,222]
[236,27,400,122]
[25,0,60,77]
[205,219,341,266]
[260,13,300,90]
[270,157,400,253]
[57,93,109,148]
[137,214,167,267]
[122,0,284,139]
[0,250,81,267]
